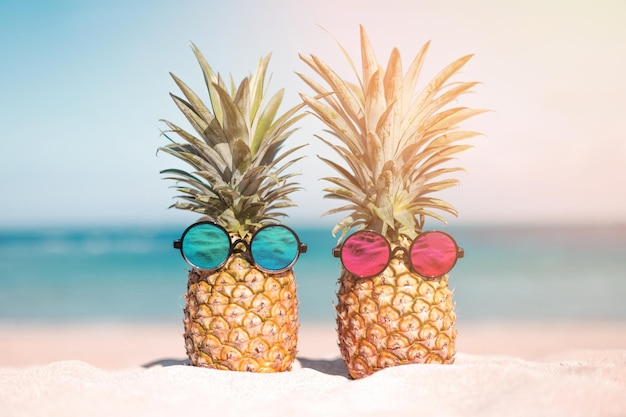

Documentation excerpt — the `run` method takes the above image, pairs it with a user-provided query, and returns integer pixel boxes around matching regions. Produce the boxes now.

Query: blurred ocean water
[1,224,625,324]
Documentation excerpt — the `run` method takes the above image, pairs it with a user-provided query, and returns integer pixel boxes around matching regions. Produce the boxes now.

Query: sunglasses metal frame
[332,230,464,279]
[173,221,307,273]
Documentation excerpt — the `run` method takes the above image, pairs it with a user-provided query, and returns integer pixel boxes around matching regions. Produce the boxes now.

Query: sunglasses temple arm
[299,243,308,254]
[173,239,181,249]
[458,247,464,258]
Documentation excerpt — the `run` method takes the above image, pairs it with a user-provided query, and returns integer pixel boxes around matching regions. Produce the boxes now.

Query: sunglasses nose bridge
[231,238,251,254]
[390,246,413,269]
[390,245,408,257]
[226,239,259,270]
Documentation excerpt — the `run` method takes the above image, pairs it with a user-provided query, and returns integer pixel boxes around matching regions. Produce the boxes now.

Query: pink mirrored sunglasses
[333,230,464,279]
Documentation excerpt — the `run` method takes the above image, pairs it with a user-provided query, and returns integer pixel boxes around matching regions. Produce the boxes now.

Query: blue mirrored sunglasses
[173,222,307,273]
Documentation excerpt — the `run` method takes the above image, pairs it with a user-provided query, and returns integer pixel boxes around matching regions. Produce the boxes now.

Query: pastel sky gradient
[1,0,625,228]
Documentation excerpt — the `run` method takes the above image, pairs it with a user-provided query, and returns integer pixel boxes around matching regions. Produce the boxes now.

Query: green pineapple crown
[298,26,486,241]
[159,44,306,235]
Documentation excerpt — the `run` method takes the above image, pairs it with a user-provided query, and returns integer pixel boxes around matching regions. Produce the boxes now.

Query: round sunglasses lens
[250,225,299,272]
[341,231,389,277]
[182,224,231,269]
[410,232,458,278]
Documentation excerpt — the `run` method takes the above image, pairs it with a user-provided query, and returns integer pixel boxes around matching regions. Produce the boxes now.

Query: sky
[1,0,625,229]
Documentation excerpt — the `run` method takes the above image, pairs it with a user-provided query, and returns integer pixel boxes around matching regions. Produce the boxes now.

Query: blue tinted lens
[182,223,231,269]
[250,225,299,271]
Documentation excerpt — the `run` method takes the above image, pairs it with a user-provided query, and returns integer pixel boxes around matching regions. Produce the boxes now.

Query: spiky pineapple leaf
[251,88,284,155]
[169,72,214,126]
[212,84,249,148]
[299,93,363,155]
[305,54,363,123]
[190,43,223,124]
[249,55,272,122]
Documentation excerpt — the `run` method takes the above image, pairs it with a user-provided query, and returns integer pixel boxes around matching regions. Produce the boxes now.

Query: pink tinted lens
[410,232,458,278]
[341,231,390,277]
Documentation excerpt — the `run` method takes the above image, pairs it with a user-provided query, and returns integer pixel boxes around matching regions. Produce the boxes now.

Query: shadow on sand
[297,357,349,377]
[142,356,349,377]
[142,358,189,368]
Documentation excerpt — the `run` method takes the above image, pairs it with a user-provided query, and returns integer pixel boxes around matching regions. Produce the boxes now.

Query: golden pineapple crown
[298,26,485,241]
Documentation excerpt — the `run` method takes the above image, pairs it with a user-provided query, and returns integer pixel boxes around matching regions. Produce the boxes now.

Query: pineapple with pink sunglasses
[299,26,484,379]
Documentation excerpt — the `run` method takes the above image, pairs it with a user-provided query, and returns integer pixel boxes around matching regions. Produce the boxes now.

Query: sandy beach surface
[1,320,625,416]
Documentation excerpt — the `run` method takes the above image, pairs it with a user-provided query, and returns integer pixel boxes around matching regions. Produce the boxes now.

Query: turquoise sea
[1,224,625,324]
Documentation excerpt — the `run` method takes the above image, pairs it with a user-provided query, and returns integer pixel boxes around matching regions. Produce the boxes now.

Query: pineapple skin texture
[336,258,457,379]
[183,254,299,372]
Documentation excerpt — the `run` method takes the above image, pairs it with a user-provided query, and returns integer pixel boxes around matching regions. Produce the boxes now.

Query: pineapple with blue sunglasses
[160,44,306,372]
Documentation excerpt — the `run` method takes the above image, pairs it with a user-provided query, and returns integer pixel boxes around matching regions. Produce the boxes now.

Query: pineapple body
[184,252,298,372]
[336,252,456,379]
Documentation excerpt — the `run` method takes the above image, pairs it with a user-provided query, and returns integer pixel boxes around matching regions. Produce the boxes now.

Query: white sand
[1,321,625,416]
